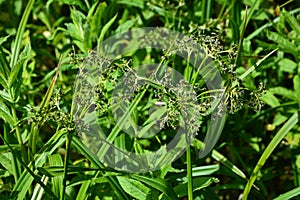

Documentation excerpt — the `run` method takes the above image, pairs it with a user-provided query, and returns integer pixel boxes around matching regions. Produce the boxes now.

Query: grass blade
[242,111,299,199]
[245,7,300,41]
[11,129,67,200]
[48,154,64,198]
[281,9,300,35]
[39,56,62,109]
[62,133,72,200]
[0,135,59,200]
[97,14,118,51]
[193,138,248,180]
[10,0,35,68]
[131,174,179,200]
[72,137,130,200]
[273,186,300,200]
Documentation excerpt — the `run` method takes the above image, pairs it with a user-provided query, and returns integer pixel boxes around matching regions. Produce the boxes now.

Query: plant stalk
[187,146,193,200]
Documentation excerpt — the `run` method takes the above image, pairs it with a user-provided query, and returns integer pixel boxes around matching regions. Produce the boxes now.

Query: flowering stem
[187,146,193,200]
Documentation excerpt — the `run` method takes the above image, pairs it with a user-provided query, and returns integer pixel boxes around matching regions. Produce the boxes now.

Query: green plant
[0,0,300,199]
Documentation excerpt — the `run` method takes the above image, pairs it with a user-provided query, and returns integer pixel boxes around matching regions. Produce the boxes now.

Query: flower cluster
[222,80,266,114]
[192,27,265,114]
[111,65,202,137]
[249,82,266,112]
[28,89,72,129]
[70,27,266,142]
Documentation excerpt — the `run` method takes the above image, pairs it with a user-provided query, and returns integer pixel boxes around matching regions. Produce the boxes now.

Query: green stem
[11,107,22,145]
[11,106,27,180]
[62,131,73,200]
[200,0,212,24]
[187,146,193,200]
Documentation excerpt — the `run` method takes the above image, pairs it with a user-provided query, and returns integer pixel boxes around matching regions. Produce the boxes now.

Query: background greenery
[0,0,300,199]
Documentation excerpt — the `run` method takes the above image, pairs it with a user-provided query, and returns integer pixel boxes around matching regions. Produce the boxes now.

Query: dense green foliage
[0,0,300,199]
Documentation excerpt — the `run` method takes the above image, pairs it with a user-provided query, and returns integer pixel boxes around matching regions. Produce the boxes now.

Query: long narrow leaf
[72,137,130,200]
[242,111,299,199]
[193,139,247,180]
[48,154,64,198]
[0,135,59,200]
[0,100,15,125]
[97,14,118,51]
[281,9,300,35]
[273,186,300,200]
[11,129,67,200]
[10,0,35,68]
[245,7,300,40]
[131,174,179,200]
[8,43,31,88]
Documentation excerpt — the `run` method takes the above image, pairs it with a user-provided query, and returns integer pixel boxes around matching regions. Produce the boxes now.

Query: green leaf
[115,18,138,34]
[294,75,300,101]
[192,164,219,177]
[0,72,8,91]
[70,8,86,40]
[8,43,31,90]
[72,137,130,200]
[39,57,61,109]
[97,14,118,50]
[76,180,91,200]
[117,176,150,200]
[285,132,300,147]
[272,113,288,127]
[243,112,299,199]
[173,177,219,198]
[131,174,179,200]
[89,2,107,41]
[0,35,10,46]
[245,8,300,41]
[277,58,297,73]
[48,154,63,198]
[261,91,281,108]
[0,153,14,175]
[10,0,35,68]
[269,87,297,101]
[10,129,67,200]
[0,100,15,125]
[281,9,300,35]
[65,23,84,41]
[199,113,226,158]
[237,49,277,82]
[116,0,144,8]
[193,139,248,180]
[0,47,10,85]
[37,11,52,30]
[38,166,105,177]
[273,186,300,200]
[267,31,297,57]
[5,139,60,200]
[46,0,86,11]
[0,90,13,103]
